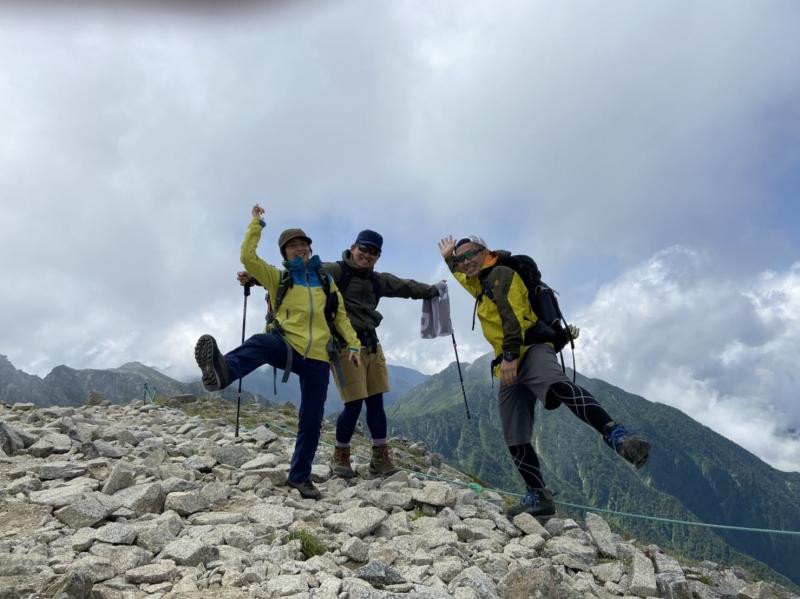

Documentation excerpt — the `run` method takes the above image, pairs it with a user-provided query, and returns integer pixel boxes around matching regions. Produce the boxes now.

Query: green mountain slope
[388,353,800,587]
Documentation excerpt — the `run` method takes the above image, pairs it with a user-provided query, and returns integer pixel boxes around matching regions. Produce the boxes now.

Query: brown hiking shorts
[332,344,390,402]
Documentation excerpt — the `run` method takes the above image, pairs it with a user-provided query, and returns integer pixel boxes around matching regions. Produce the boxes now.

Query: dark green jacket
[322,250,438,334]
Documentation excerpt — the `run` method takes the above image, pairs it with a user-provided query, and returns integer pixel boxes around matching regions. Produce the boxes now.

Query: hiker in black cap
[439,234,650,521]
[194,204,362,501]
[322,229,440,477]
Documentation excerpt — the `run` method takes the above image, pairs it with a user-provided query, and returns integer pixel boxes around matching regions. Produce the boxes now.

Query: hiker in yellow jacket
[194,204,361,500]
[440,234,649,521]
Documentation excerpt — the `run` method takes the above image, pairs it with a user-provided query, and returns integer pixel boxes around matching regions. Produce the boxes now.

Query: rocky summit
[0,397,797,599]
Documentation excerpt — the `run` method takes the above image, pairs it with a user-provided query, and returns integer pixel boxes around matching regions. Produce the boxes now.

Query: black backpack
[476,254,573,353]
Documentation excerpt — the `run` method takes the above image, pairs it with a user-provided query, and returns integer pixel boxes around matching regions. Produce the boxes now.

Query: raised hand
[252,203,265,219]
[438,235,456,259]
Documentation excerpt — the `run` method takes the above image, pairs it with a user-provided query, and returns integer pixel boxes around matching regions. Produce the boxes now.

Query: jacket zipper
[304,267,314,358]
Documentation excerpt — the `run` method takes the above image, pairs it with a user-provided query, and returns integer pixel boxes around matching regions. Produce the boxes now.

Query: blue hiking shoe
[505,488,556,522]
[604,422,650,468]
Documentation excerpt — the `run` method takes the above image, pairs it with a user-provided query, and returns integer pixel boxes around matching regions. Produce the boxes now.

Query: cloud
[577,246,800,472]
[1,2,799,472]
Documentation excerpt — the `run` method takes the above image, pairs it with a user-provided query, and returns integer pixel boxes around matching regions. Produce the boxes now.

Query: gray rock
[135,525,177,553]
[410,481,457,508]
[90,544,153,573]
[355,560,406,588]
[584,512,618,558]
[92,439,127,458]
[112,482,165,515]
[342,536,370,562]
[512,512,551,538]
[629,548,658,597]
[54,493,116,528]
[143,447,168,467]
[69,555,116,583]
[183,454,216,472]
[497,563,563,599]
[240,454,281,470]
[28,432,72,457]
[43,569,94,599]
[5,475,42,495]
[542,536,598,570]
[657,571,693,599]
[159,538,219,566]
[200,480,233,504]
[209,445,255,468]
[163,490,211,516]
[94,522,137,545]
[101,462,136,495]
[124,559,178,584]
[0,422,25,455]
[217,527,252,552]
[265,573,309,595]
[323,506,388,537]
[29,481,96,507]
[70,527,98,551]
[448,565,499,598]
[37,460,88,480]
[247,503,295,528]
[188,511,246,525]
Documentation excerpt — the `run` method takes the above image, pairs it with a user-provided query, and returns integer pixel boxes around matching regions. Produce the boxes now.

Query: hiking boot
[287,478,322,500]
[194,335,230,391]
[604,422,650,469]
[369,445,399,476]
[505,488,556,521]
[331,446,356,479]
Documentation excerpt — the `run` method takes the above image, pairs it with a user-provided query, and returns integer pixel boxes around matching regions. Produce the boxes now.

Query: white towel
[421,281,453,338]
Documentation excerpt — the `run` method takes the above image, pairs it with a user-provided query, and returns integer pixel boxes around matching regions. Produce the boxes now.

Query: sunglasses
[453,248,484,263]
[356,244,381,257]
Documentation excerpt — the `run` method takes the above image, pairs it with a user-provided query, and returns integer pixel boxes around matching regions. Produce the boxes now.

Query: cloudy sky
[1,1,799,471]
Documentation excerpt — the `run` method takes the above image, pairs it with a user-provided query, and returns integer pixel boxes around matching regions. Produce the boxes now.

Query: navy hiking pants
[224,332,330,485]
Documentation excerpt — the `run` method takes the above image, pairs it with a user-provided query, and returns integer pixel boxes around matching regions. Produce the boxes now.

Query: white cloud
[1,2,799,472]
[577,247,800,472]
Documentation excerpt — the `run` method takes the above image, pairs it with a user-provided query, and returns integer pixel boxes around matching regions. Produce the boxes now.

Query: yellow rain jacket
[448,251,539,373]
[241,218,360,362]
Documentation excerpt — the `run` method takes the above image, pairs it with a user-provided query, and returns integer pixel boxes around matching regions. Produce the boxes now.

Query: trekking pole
[451,332,471,419]
[235,283,252,437]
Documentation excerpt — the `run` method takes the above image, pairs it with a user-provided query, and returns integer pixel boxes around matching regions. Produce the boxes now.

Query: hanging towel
[421,280,452,338]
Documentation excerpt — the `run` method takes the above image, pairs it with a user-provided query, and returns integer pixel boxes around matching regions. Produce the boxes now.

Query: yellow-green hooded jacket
[241,218,360,362]
[447,251,539,372]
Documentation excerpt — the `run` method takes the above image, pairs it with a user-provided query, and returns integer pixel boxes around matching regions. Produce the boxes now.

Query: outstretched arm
[240,203,281,297]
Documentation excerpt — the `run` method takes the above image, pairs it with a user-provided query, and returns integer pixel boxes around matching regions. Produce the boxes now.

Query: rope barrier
[258,420,800,538]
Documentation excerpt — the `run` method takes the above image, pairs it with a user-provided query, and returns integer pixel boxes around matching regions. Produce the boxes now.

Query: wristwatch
[502,350,519,362]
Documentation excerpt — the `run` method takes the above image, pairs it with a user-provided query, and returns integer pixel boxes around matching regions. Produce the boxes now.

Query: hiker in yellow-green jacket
[439,234,650,522]
[194,204,361,500]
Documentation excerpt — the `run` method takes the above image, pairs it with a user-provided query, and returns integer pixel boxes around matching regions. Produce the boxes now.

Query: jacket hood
[341,249,375,275]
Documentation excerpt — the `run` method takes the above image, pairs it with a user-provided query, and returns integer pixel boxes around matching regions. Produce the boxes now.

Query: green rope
[256,420,800,537]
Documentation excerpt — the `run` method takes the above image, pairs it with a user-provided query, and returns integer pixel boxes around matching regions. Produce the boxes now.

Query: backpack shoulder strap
[370,271,382,304]
[336,261,352,294]
[271,270,294,317]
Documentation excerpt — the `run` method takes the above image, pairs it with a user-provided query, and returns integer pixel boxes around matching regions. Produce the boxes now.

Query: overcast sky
[1,1,799,472]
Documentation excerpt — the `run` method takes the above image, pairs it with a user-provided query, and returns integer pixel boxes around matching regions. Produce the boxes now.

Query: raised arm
[240,203,282,297]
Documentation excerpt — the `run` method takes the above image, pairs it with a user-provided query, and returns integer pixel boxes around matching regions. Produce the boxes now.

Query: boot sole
[194,335,223,391]
[369,466,400,477]
[332,466,357,479]
[621,438,651,469]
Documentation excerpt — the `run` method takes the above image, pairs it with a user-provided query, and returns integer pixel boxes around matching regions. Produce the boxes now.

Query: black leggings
[509,381,613,491]
[335,393,387,444]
